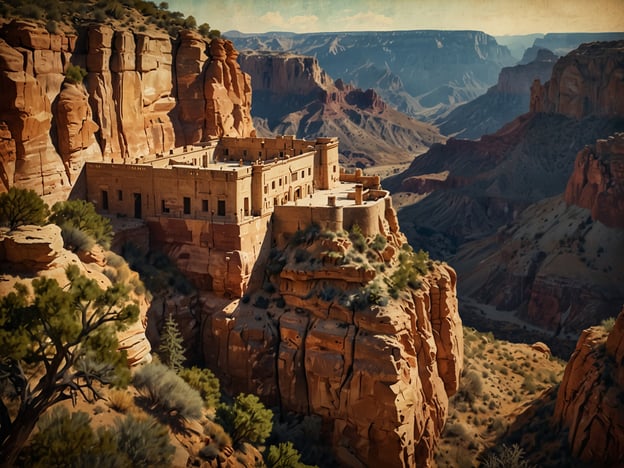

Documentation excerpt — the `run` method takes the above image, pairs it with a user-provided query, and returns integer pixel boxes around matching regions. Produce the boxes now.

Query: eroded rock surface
[555,308,624,465]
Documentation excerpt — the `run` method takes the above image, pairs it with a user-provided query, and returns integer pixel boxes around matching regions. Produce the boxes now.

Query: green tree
[0,265,139,466]
[0,187,49,230]
[266,441,316,468]
[216,393,273,447]
[158,313,186,371]
[198,22,210,37]
[179,366,221,408]
[64,64,87,84]
[50,199,113,249]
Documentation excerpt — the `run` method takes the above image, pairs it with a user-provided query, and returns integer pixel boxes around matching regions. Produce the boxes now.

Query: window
[224,148,229,156]
[117,190,123,201]
[202,199,208,212]
[101,190,108,210]
[279,178,282,186]
[301,170,305,178]
[264,185,268,194]
[333,165,336,173]
[161,200,169,213]
[308,168,311,176]
[217,199,226,216]
[183,197,191,215]
[272,181,275,190]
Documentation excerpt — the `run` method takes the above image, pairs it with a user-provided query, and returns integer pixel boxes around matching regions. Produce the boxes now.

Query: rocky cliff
[437,49,557,139]
[228,30,515,121]
[564,133,624,229]
[0,20,254,203]
[530,41,624,118]
[0,224,151,366]
[554,308,624,465]
[238,51,445,167]
[200,210,463,467]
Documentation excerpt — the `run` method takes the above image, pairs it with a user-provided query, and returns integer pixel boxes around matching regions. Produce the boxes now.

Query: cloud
[259,11,319,31]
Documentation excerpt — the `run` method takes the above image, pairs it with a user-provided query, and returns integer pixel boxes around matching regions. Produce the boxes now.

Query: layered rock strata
[201,200,463,467]
[564,132,624,229]
[0,20,254,203]
[555,308,624,465]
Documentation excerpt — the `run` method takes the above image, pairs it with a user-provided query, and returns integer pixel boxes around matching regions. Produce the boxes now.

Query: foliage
[106,388,135,413]
[601,316,616,332]
[158,314,186,372]
[386,245,428,298]
[0,187,49,230]
[349,224,367,253]
[50,199,113,249]
[115,414,175,467]
[178,366,221,408]
[59,224,96,252]
[266,441,316,468]
[0,265,139,464]
[132,362,203,420]
[24,407,128,468]
[268,413,330,467]
[216,393,273,447]
[481,443,534,468]
[370,234,387,252]
[65,64,88,84]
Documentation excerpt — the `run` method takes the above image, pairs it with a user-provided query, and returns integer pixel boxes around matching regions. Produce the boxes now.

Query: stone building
[85,135,393,296]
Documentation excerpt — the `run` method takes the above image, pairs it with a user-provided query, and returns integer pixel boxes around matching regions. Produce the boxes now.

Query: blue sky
[167,0,624,36]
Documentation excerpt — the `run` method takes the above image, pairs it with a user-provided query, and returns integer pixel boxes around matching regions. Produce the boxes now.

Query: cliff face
[0,20,254,203]
[238,51,445,166]
[564,133,624,229]
[530,41,624,118]
[200,203,463,467]
[555,308,624,465]
[437,48,557,139]
[230,30,515,121]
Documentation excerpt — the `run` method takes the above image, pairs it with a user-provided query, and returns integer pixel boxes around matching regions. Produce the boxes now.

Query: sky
[166,0,624,36]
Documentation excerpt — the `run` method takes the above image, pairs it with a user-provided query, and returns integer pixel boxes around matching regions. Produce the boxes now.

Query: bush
[266,441,312,468]
[0,187,49,230]
[158,314,186,372]
[133,362,203,420]
[50,199,113,248]
[114,414,175,467]
[370,234,387,252]
[60,224,95,252]
[481,443,534,468]
[601,317,616,332]
[65,64,88,84]
[179,366,221,408]
[106,389,135,413]
[216,393,273,447]
[24,407,128,467]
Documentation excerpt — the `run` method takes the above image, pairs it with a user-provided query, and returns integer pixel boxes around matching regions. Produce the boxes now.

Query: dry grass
[106,389,135,414]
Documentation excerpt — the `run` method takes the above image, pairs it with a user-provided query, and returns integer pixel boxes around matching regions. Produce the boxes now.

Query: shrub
[370,234,387,252]
[349,224,367,253]
[133,362,203,420]
[60,224,95,252]
[216,393,273,447]
[179,366,221,408]
[601,317,616,332]
[65,64,88,84]
[266,441,312,468]
[0,187,49,230]
[50,199,113,248]
[107,389,134,413]
[481,443,534,468]
[114,414,175,467]
[24,407,128,467]
[204,419,232,449]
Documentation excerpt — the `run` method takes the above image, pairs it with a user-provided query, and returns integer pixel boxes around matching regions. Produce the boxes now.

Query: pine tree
[158,314,186,372]
[0,187,49,230]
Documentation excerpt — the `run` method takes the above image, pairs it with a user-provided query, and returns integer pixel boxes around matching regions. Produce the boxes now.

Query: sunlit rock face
[0,20,255,203]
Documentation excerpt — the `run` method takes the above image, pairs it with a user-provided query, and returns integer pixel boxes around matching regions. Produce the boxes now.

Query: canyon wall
[200,198,463,467]
[0,20,254,203]
[555,308,624,465]
[238,51,445,166]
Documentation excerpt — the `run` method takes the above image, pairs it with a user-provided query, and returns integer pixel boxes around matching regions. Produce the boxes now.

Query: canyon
[238,51,446,167]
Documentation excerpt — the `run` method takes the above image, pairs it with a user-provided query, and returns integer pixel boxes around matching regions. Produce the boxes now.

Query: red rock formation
[564,133,624,229]
[555,308,624,465]
[530,41,624,119]
[0,20,255,200]
[201,212,463,467]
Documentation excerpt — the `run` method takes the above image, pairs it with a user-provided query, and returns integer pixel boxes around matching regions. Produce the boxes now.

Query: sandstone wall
[555,308,624,465]
[0,20,255,203]
[564,133,624,229]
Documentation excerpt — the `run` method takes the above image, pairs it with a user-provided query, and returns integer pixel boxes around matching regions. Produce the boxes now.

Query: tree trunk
[0,406,41,468]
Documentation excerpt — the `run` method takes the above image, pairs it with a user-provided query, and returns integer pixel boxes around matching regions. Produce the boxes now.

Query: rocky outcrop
[239,51,445,166]
[437,49,557,139]
[530,41,624,118]
[201,210,463,467]
[564,133,624,229]
[0,224,152,366]
[230,30,515,120]
[555,308,624,465]
[0,20,255,203]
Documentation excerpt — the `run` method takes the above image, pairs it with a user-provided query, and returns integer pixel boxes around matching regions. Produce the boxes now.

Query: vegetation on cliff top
[0,0,220,38]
